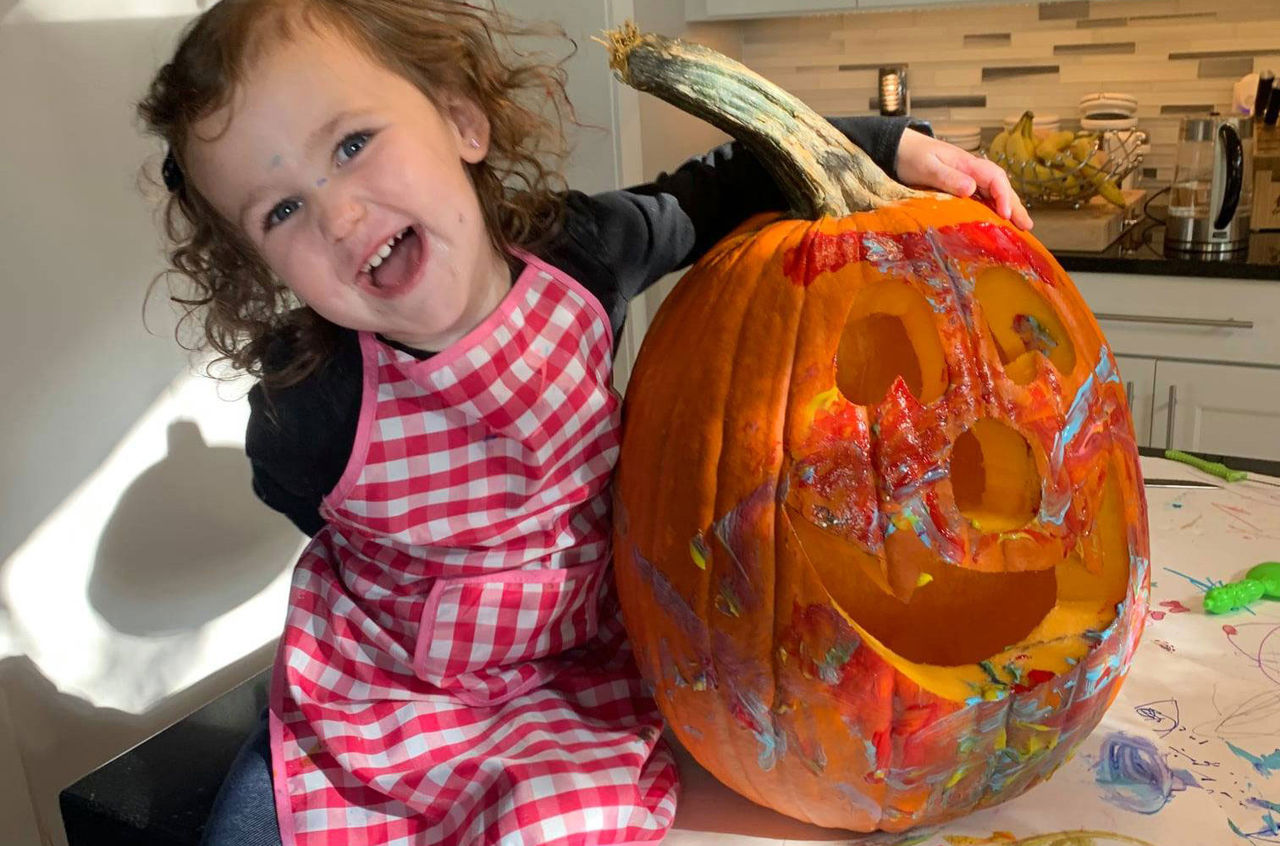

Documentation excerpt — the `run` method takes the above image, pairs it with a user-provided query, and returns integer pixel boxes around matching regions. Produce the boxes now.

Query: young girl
[137,2,1029,844]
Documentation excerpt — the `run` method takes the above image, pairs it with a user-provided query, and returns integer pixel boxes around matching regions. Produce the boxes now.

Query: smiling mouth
[358,226,425,297]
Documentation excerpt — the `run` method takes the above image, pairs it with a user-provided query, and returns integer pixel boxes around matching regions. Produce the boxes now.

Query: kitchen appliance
[1165,115,1253,256]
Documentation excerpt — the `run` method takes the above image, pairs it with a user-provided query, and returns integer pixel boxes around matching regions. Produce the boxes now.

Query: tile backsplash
[736,0,1280,186]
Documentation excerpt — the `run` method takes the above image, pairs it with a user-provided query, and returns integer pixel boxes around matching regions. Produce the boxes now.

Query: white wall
[0,1,646,844]
[617,2,745,389]
[0,3,308,843]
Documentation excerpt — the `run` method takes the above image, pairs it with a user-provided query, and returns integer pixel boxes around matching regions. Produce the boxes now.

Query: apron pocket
[412,562,603,706]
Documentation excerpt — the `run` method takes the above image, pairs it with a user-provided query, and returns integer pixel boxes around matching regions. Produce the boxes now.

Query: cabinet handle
[1125,380,1134,409]
[1165,384,1177,447]
[1094,312,1254,330]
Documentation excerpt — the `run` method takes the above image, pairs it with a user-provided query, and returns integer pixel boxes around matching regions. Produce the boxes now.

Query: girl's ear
[444,95,491,164]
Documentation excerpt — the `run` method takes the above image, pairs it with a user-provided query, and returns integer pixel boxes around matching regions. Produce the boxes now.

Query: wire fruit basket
[985,111,1147,208]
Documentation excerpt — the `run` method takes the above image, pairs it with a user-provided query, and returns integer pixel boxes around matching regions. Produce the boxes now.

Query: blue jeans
[201,709,283,846]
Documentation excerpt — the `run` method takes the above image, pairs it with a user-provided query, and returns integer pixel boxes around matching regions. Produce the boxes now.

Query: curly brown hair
[137,0,577,388]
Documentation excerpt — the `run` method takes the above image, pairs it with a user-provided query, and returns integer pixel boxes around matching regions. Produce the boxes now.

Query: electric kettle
[1165,116,1253,256]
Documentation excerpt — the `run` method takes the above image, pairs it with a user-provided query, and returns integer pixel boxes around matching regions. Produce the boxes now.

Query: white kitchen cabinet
[1114,355,1156,448]
[685,0,854,20]
[685,0,1005,20]
[1073,272,1280,367]
[1150,361,1280,460]
[856,0,977,7]
[1071,270,1280,462]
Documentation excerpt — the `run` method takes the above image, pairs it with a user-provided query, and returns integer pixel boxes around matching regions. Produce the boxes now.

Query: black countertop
[1051,198,1280,281]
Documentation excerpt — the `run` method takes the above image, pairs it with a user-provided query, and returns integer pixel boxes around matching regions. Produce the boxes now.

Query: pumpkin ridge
[764,228,824,813]
[714,235,805,798]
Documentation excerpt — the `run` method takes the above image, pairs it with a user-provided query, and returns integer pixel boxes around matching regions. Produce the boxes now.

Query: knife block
[1253,125,1280,231]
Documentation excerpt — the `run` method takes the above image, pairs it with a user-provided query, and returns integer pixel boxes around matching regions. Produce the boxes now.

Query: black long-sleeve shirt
[246,116,914,536]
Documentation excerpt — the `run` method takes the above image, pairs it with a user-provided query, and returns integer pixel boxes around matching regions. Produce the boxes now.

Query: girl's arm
[623,116,913,276]
[567,116,1020,306]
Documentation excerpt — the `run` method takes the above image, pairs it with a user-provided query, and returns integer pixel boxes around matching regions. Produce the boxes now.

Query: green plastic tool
[1164,449,1280,488]
[1204,561,1280,614]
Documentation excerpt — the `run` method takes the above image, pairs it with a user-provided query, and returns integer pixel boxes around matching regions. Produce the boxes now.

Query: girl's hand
[895,128,1034,231]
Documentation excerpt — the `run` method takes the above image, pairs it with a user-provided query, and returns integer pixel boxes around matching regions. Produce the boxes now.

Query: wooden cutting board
[1027,189,1146,252]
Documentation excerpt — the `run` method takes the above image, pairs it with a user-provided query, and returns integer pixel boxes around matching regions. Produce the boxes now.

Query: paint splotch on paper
[1225,741,1280,777]
[1093,731,1199,814]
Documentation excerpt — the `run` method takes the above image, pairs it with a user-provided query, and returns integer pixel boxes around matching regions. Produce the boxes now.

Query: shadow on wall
[89,420,298,636]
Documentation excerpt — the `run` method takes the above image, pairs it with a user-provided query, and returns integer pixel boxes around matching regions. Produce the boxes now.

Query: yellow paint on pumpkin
[690,537,708,570]
[805,385,843,420]
[916,572,934,588]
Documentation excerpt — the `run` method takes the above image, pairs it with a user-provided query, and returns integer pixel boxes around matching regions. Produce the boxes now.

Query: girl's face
[186,24,510,352]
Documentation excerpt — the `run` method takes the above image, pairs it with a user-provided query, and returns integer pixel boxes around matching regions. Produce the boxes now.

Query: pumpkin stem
[600,22,923,219]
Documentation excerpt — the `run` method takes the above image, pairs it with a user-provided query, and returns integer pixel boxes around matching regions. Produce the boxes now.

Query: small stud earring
[468,138,481,149]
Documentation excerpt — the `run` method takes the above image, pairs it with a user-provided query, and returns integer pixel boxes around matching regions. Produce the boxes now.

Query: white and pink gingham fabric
[269,253,678,845]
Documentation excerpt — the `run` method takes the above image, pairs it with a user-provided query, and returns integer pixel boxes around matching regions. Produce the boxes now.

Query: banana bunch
[988,111,1125,206]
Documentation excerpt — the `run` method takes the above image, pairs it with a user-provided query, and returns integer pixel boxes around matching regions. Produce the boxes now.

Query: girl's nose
[318,192,365,243]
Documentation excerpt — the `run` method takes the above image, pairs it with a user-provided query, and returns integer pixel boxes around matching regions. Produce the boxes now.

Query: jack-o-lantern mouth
[786,454,1131,668]
[784,502,1058,666]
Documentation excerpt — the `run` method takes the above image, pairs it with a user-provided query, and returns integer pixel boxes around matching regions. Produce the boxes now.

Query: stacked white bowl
[1079,92,1144,188]
[934,124,983,153]
[1079,92,1138,132]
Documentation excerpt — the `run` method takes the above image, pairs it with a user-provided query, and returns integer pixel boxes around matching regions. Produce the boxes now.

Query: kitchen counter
[63,455,1280,846]
[1052,198,1280,281]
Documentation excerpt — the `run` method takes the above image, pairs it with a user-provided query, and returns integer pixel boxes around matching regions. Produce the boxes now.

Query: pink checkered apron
[268,252,679,845]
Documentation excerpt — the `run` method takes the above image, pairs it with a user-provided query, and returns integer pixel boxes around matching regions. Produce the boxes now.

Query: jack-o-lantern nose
[951,418,1042,533]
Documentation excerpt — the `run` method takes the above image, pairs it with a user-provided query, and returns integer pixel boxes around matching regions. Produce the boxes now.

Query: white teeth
[361,228,412,275]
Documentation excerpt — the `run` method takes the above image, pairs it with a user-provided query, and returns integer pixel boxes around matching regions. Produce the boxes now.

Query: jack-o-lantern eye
[836,279,948,405]
[975,267,1076,384]
[950,418,1042,532]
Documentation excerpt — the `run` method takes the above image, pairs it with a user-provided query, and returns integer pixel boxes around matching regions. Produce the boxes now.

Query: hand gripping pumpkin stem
[599,21,924,220]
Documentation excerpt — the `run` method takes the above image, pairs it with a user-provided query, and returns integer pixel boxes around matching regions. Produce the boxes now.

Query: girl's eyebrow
[236,109,376,229]
[305,109,373,154]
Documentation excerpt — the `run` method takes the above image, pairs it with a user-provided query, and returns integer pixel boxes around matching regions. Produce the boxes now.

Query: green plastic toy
[1204,561,1280,614]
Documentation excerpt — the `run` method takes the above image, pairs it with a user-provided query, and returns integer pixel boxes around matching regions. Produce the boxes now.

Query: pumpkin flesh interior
[836,280,947,406]
[976,266,1077,386]
[951,418,1042,533]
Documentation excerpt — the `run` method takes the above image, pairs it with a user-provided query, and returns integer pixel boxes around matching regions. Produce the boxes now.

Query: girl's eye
[336,131,372,165]
[264,198,301,232]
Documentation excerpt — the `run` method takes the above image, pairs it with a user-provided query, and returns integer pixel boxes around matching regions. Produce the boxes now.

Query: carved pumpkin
[606,26,1150,832]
